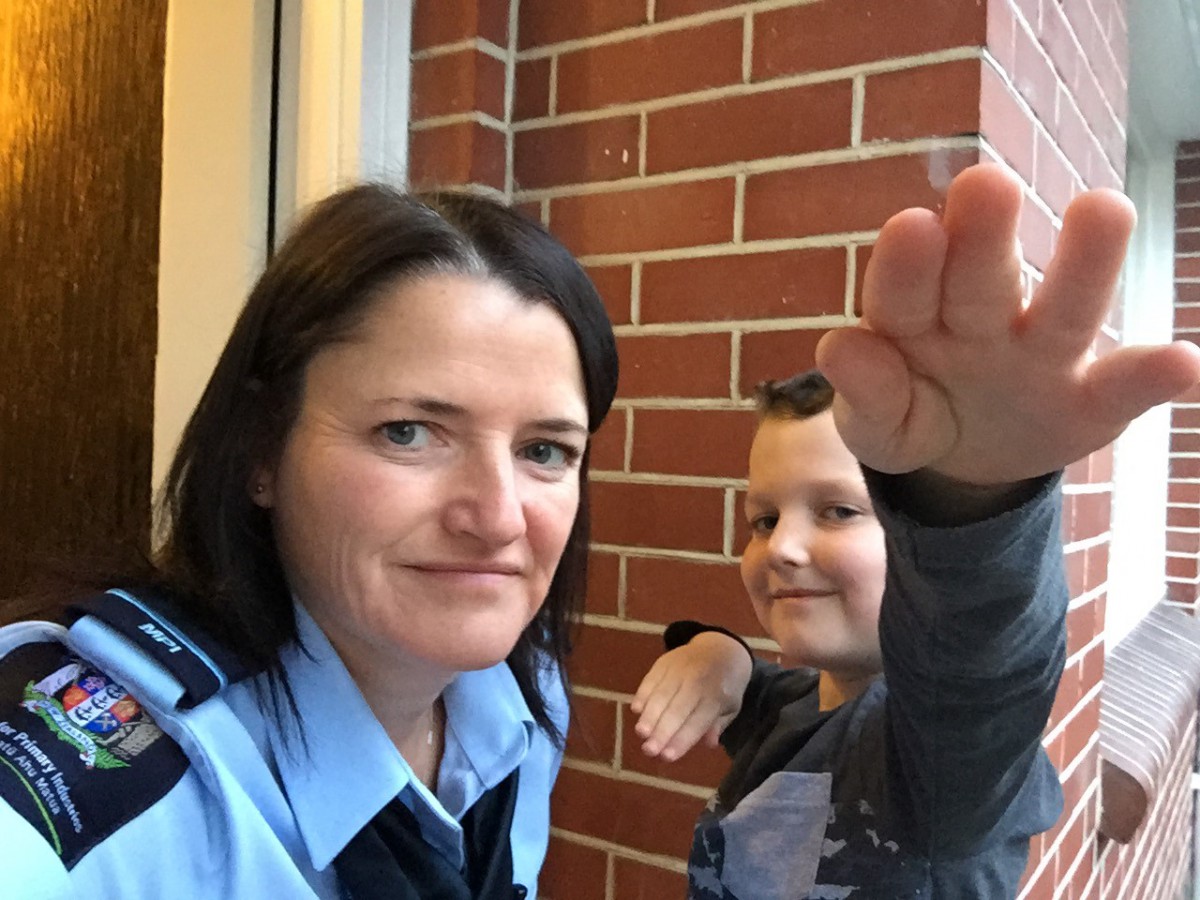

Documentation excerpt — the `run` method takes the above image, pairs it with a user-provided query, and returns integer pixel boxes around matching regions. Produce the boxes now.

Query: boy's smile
[740,411,887,684]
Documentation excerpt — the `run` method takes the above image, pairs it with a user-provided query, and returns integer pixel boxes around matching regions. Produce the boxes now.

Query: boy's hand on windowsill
[631,632,752,762]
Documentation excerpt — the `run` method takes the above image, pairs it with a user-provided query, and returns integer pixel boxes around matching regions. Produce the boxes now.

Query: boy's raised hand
[817,163,1200,487]
[631,632,752,761]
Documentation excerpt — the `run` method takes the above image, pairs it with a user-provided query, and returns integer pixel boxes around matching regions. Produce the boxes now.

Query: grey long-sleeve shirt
[688,472,1067,899]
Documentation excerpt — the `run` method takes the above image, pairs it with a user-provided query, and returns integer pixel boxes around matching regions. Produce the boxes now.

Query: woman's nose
[443,451,526,546]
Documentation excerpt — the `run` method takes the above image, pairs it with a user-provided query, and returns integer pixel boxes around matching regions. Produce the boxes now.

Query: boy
[631,163,1200,898]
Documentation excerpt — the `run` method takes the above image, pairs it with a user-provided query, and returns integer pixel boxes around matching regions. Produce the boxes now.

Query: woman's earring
[254,484,265,495]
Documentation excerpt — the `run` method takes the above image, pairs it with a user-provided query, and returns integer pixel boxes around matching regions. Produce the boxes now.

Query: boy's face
[740,410,887,677]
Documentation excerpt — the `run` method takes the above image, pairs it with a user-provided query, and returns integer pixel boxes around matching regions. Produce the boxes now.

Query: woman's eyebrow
[375,397,588,436]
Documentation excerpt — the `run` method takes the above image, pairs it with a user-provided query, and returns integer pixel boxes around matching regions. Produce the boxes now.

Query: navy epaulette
[68,589,252,709]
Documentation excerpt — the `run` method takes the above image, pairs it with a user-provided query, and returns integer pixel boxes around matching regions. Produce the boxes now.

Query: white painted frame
[273,0,413,241]
[155,0,414,492]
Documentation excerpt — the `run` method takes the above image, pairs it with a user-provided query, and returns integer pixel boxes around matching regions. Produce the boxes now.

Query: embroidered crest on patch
[0,641,189,869]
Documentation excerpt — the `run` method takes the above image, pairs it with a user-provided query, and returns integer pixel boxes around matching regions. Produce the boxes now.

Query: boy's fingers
[817,329,957,474]
[1084,342,1200,426]
[633,677,678,740]
[938,165,1025,339]
[632,657,670,717]
[642,693,698,756]
[659,704,722,762]
[1022,188,1135,358]
[860,208,946,339]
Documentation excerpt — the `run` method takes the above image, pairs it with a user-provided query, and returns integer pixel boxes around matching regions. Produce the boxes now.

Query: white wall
[1106,141,1179,646]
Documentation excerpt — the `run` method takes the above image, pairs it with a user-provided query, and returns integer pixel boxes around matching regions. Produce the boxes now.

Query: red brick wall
[406,2,1194,898]
[984,0,1132,894]
[1170,141,1200,606]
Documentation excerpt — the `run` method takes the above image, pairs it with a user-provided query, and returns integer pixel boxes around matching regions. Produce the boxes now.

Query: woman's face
[255,273,588,680]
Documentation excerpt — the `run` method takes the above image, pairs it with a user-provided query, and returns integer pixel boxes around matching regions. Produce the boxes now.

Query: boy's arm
[819,162,1200,848]
[868,466,1067,851]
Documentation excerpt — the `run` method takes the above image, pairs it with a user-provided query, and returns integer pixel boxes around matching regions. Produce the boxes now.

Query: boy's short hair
[754,369,834,421]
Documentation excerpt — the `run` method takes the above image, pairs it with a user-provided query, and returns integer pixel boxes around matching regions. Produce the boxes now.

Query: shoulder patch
[0,640,189,869]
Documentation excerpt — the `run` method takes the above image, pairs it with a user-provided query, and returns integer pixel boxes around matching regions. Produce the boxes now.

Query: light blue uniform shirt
[0,603,565,899]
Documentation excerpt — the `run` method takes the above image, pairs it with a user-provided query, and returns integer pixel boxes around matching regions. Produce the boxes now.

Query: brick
[981,64,1036,184]
[862,59,982,144]
[1178,254,1200,279]
[566,693,619,764]
[640,247,847,324]
[1166,528,1198,554]
[1084,541,1109,595]
[1166,506,1200,530]
[513,57,552,121]
[549,179,736,256]
[1166,581,1200,605]
[1080,643,1104,691]
[551,766,706,858]
[616,332,732,399]
[987,0,1016,76]
[1168,480,1200,505]
[646,81,853,174]
[514,115,641,190]
[1177,282,1200,303]
[1179,207,1200,230]
[585,264,632,325]
[743,150,979,241]
[1013,18,1060,128]
[1172,406,1200,430]
[626,555,765,636]
[570,623,669,693]
[854,244,873,315]
[410,48,506,122]
[556,19,743,114]
[1177,157,1200,179]
[590,410,625,471]
[412,0,509,50]
[519,0,646,49]
[738,329,828,397]
[1066,600,1098,657]
[613,857,691,900]
[752,0,986,81]
[632,408,758,478]
[620,702,732,787]
[1061,700,1099,773]
[1020,848,1056,899]
[1049,661,1082,727]
[591,481,726,552]
[540,836,607,900]
[1177,232,1200,254]
[585,547,621,616]
[1041,0,1081,89]
[1066,490,1111,541]
[1064,548,1085,598]
[1170,451,1200,482]
[1181,141,1200,155]
[408,121,507,190]
[1035,132,1079,219]
[1174,306,1200,331]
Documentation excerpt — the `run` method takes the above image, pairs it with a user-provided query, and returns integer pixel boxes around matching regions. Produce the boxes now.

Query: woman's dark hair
[122,185,615,744]
[754,369,834,421]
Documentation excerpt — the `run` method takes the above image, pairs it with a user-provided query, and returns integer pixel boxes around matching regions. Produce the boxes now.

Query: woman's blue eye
[524,442,569,467]
[383,421,430,447]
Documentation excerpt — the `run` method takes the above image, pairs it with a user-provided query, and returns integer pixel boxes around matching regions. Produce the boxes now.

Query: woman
[0,185,618,898]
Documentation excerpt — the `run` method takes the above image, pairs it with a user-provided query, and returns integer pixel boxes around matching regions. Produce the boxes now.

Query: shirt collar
[437,661,535,818]
[266,604,411,872]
